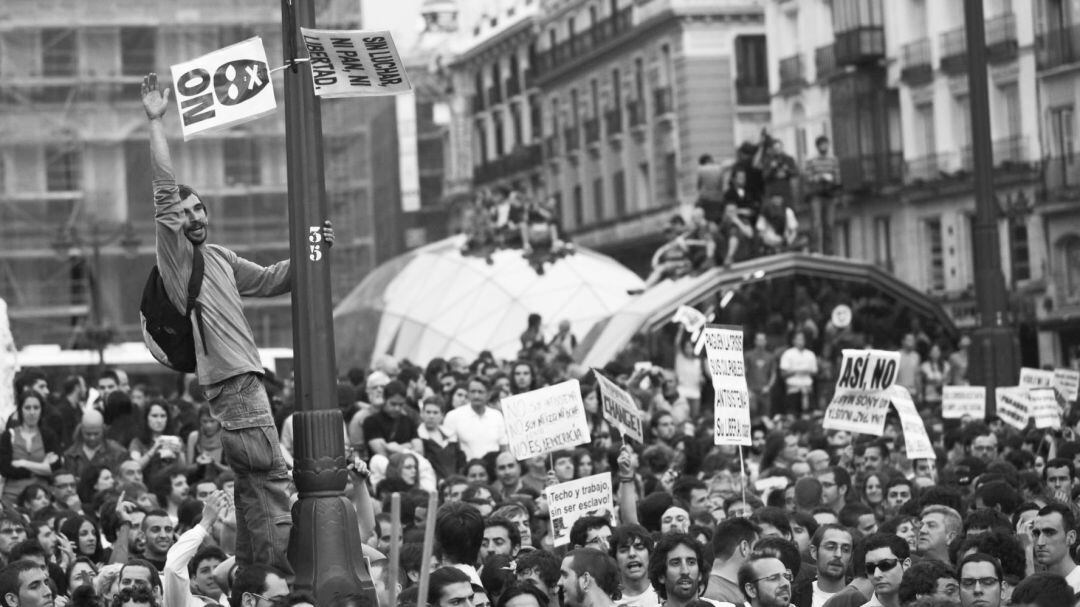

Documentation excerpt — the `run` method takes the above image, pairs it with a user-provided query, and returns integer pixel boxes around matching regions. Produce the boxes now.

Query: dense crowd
[4,309,1079,607]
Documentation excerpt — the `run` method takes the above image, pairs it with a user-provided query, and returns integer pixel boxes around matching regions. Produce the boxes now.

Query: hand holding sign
[141,73,171,120]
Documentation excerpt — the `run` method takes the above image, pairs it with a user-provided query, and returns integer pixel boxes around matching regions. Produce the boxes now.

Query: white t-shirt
[1066,565,1080,594]
[780,347,818,392]
[811,581,837,607]
[619,585,660,607]
[443,405,508,460]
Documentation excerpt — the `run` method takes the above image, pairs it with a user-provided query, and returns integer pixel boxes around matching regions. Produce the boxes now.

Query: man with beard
[142,510,177,572]
[737,554,791,607]
[791,524,852,607]
[609,525,657,607]
[164,491,228,607]
[647,533,712,607]
[558,548,621,607]
[860,533,911,607]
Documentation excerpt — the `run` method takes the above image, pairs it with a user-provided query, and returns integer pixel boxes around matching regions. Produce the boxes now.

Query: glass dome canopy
[333,236,645,370]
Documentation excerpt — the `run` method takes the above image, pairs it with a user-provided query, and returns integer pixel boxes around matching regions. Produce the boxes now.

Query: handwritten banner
[546,473,613,547]
[824,349,901,435]
[170,37,276,140]
[942,386,986,420]
[995,387,1031,431]
[1019,367,1055,390]
[702,326,751,446]
[890,385,936,460]
[1029,388,1062,430]
[501,380,591,460]
[300,29,412,97]
[1054,368,1080,402]
[593,371,643,444]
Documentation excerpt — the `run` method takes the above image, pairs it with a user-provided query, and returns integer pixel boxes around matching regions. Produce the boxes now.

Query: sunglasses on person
[865,558,900,575]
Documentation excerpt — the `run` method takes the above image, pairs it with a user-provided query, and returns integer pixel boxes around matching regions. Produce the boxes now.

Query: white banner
[942,386,986,420]
[170,37,276,140]
[546,473,613,547]
[1019,367,1055,390]
[702,326,751,446]
[594,371,643,444]
[889,385,936,460]
[995,387,1031,431]
[672,305,707,339]
[300,29,412,97]
[501,380,591,460]
[824,349,901,435]
[1029,388,1062,430]
[1053,368,1080,402]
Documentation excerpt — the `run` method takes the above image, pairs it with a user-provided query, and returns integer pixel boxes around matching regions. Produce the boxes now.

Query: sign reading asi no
[170,37,277,140]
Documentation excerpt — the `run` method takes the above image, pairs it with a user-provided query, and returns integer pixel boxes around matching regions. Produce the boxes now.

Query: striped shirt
[804,154,840,185]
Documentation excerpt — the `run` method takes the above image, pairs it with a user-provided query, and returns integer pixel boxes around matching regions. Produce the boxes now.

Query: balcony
[604,108,623,136]
[736,80,769,105]
[564,126,581,154]
[839,151,903,190]
[627,99,646,127]
[778,54,808,95]
[535,6,634,79]
[833,26,885,66]
[940,27,968,76]
[905,153,943,183]
[506,77,521,98]
[488,84,502,107]
[986,12,1018,64]
[653,86,674,116]
[815,44,838,81]
[993,135,1034,169]
[584,117,601,145]
[900,38,933,86]
[1036,22,1080,71]
[1044,154,1080,194]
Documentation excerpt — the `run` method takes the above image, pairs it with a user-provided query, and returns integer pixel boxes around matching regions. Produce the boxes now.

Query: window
[548,29,557,50]
[573,183,584,228]
[634,57,645,101]
[1049,105,1075,158]
[636,161,649,209]
[571,88,580,125]
[593,176,604,221]
[734,35,768,89]
[612,68,622,109]
[476,117,488,163]
[550,97,560,136]
[121,27,156,76]
[223,138,261,186]
[45,145,80,191]
[998,82,1020,139]
[1011,219,1030,282]
[613,169,626,216]
[589,6,597,26]
[660,44,672,87]
[493,111,505,157]
[510,103,523,149]
[915,102,935,156]
[590,78,600,118]
[954,94,972,150]
[41,29,76,77]
[663,152,677,199]
[832,0,884,32]
[835,219,851,258]
[1061,235,1080,303]
[873,215,892,269]
[924,217,945,291]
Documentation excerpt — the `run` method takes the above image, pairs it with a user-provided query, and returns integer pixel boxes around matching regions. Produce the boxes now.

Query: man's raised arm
[141,73,175,182]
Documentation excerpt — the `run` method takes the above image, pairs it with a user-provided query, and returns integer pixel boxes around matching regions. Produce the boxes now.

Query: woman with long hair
[0,391,62,503]
[185,405,225,474]
[449,383,471,409]
[60,515,107,565]
[383,452,420,490]
[572,448,594,479]
[130,400,187,476]
[860,472,887,520]
[76,465,116,508]
[17,482,53,519]
[509,361,539,395]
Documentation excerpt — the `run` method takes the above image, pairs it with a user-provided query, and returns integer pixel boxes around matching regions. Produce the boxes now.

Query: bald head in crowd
[81,409,106,448]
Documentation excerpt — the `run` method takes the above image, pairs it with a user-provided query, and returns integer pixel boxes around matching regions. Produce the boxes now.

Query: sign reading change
[823,349,900,435]
[701,326,751,446]
[170,37,276,140]
[594,371,643,444]
[300,29,412,97]
[546,473,613,547]
[501,380,590,460]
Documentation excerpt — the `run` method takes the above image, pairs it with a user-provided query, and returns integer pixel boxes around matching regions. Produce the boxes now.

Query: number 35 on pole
[308,221,334,262]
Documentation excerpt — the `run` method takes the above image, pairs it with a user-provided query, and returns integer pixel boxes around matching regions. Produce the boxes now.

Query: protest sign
[1029,388,1062,429]
[889,385,936,460]
[701,326,751,446]
[1019,367,1054,390]
[672,305,707,338]
[594,371,643,444]
[823,349,901,435]
[300,29,412,98]
[170,37,276,140]
[995,387,1031,431]
[546,473,613,547]
[1054,368,1080,402]
[501,380,591,460]
[942,386,986,420]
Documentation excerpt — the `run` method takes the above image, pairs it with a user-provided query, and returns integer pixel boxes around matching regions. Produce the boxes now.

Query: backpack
[140,245,208,372]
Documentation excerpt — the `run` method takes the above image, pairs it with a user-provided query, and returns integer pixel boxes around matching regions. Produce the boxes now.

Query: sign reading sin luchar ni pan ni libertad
[501,379,591,461]
[300,29,412,98]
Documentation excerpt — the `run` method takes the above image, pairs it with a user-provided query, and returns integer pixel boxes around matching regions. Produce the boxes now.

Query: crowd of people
[645,129,840,287]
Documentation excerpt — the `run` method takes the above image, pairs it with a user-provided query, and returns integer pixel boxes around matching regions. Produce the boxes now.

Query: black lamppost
[51,220,142,367]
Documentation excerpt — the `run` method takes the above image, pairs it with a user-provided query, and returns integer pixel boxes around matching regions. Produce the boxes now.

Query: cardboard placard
[995,387,1031,431]
[942,386,986,420]
[546,473,613,547]
[300,29,412,97]
[889,385,936,460]
[593,371,643,444]
[1019,367,1055,390]
[501,380,591,460]
[701,326,751,446]
[824,349,902,435]
[170,37,276,140]
[1053,368,1080,402]
[1029,388,1062,430]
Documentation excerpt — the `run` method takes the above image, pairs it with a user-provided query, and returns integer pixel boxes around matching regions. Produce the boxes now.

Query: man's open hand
[141,73,171,120]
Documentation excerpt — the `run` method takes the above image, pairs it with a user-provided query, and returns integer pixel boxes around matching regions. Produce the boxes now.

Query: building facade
[0,0,403,350]
[766,0,1080,367]
[447,0,769,271]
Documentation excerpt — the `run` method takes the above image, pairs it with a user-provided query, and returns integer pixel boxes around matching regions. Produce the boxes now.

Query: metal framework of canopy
[575,252,959,367]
